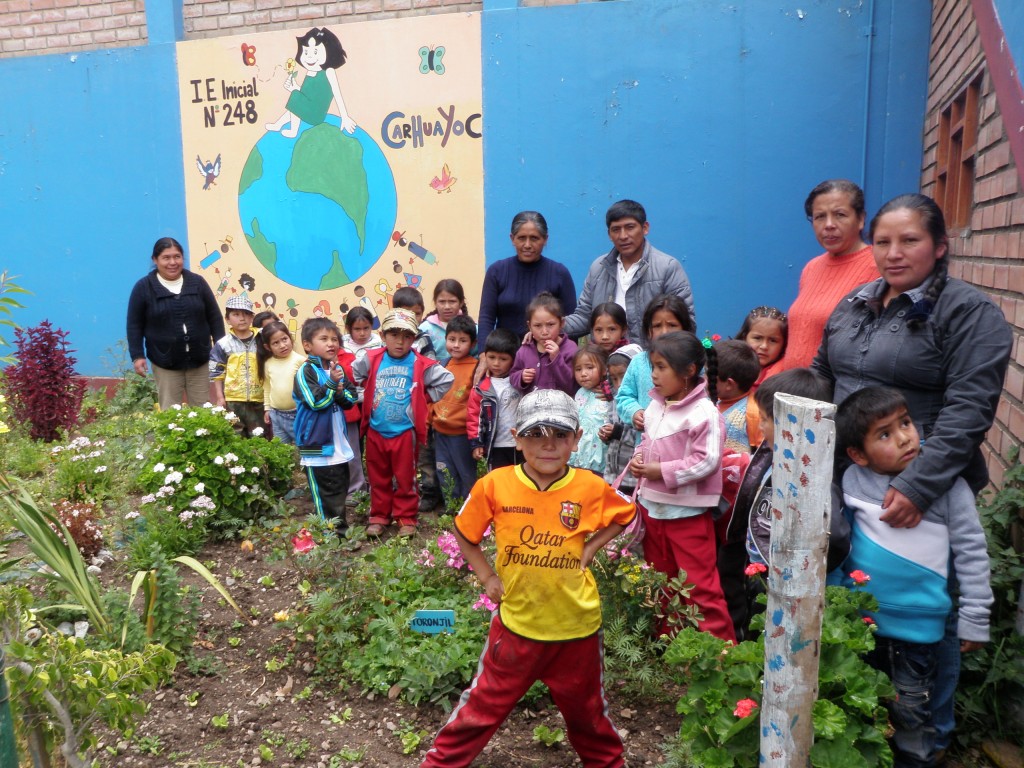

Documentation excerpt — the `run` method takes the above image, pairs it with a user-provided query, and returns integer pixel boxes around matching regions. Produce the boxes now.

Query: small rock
[225,577,236,587]
[302,662,314,673]
[98,548,114,561]
[155,692,165,701]
[620,708,634,720]
[385,721,397,731]
[56,622,73,636]
[73,621,89,639]
[116,740,129,754]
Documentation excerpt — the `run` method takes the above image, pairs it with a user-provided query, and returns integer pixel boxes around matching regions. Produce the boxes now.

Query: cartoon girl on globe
[265,27,357,138]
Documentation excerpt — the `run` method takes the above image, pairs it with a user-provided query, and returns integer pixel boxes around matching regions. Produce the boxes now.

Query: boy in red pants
[422,388,635,768]
[352,309,453,536]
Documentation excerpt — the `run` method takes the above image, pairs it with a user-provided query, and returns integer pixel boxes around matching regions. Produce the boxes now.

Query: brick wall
[0,0,147,58]
[920,0,1024,488]
[180,0,482,39]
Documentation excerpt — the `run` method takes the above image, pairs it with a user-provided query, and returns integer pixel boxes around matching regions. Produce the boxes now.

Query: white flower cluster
[195,428,209,437]
[164,470,184,485]
[51,436,106,463]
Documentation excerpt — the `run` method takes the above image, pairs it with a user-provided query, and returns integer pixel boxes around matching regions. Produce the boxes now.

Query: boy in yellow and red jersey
[421,388,635,768]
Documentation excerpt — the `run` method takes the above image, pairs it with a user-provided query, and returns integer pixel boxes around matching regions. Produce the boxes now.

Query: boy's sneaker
[366,524,385,536]
[397,525,417,537]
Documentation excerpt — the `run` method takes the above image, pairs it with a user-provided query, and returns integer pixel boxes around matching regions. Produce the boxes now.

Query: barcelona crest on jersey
[559,501,582,530]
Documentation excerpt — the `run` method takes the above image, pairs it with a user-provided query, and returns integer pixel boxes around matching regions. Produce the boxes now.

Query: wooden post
[759,393,836,766]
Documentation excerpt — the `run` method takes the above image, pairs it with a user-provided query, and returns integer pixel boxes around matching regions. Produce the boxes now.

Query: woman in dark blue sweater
[477,211,577,349]
[126,237,225,409]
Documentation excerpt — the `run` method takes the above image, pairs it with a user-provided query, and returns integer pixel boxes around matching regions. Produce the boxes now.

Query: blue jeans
[435,432,477,502]
[268,408,296,445]
[866,636,940,767]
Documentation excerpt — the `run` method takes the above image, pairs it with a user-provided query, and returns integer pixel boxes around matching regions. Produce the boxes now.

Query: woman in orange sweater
[769,179,879,373]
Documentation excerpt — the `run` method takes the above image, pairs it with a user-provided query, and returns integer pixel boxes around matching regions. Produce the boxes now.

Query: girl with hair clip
[628,331,735,642]
[257,320,306,444]
[735,305,788,393]
[418,279,475,364]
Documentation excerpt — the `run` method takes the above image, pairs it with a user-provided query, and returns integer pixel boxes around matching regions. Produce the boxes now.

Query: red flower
[862,616,875,625]
[744,562,768,577]
[849,570,871,586]
[712,334,722,342]
[733,698,758,718]
[292,528,316,554]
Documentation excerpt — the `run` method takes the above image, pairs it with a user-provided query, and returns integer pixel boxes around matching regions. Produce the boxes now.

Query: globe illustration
[238,116,397,290]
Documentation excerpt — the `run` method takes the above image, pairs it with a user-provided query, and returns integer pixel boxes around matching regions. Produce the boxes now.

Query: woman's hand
[631,410,645,430]
[264,412,271,425]
[133,358,148,376]
[521,367,537,385]
[880,487,923,528]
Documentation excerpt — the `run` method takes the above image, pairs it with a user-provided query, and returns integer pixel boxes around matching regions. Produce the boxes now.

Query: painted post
[759,393,836,766]
[0,648,20,767]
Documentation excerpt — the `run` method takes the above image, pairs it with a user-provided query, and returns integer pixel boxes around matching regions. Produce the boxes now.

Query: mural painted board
[176,15,483,337]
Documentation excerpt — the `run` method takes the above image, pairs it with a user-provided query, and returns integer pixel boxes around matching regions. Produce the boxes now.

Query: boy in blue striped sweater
[837,387,992,768]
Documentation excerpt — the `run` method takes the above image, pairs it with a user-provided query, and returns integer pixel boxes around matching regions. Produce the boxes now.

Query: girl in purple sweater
[510,292,578,396]
[628,331,734,642]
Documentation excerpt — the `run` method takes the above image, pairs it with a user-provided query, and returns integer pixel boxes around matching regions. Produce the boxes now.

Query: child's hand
[329,361,344,383]
[632,410,645,430]
[580,539,602,571]
[960,640,985,653]
[472,447,485,461]
[597,424,613,443]
[482,573,504,604]
[629,454,661,480]
[521,367,537,385]
[264,412,271,425]
[215,394,227,408]
[541,339,559,360]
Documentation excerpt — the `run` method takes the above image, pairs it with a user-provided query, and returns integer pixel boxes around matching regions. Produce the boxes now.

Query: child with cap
[421,388,636,768]
[210,295,265,437]
[352,308,454,536]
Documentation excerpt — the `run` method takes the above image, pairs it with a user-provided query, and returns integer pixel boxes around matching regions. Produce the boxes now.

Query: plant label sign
[411,609,455,634]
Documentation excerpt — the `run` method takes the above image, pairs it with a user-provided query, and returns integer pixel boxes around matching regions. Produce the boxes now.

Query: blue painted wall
[482,0,931,337]
[994,0,1024,85]
[1,43,187,375]
[0,0,931,373]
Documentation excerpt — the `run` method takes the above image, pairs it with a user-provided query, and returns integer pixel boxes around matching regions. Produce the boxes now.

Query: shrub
[661,584,894,768]
[126,403,294,566]
[956,450,1024,744]
[49,499,104,560]
[2,321,86,441]
[49,435,115,505]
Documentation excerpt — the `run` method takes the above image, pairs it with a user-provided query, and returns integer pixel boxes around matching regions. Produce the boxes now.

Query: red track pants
[421,614,624,768]
[641,504,737,643]
[365,429,418,527]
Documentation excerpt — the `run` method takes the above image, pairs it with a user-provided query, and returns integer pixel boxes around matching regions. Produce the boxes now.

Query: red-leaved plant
[50,499,105,560]
[2,321,86,441]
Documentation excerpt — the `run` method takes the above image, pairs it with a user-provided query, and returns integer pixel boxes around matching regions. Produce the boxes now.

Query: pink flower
[744,562,768,577]
[733,698,758,718]
[849,570,871,586]
[292,528,316,554]
[472,593,498,612]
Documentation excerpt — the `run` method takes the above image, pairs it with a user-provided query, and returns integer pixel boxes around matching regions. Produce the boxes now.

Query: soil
[90,498,681,768]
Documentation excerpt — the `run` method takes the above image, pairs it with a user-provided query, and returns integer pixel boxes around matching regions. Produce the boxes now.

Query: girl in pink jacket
[629,331,735,642]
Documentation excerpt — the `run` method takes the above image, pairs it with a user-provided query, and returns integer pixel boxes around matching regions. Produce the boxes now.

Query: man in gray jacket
[563,200,696,345]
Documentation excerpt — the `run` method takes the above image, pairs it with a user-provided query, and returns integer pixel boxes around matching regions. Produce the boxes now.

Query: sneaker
[366,524,385,536]
[397,525,417,537]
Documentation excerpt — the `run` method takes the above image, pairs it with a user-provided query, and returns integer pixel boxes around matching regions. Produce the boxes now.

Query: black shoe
[418,495,441,512]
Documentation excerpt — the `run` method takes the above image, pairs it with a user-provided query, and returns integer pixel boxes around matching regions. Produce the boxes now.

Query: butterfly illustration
[430,164,456,194]
[240,43,256,67]
[419,45,446,75]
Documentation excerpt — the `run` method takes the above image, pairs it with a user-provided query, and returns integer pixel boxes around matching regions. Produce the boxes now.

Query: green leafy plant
[49,435,117,505]
[397,721,429,755]
[662,585,894,768]
[332,746,366,763]
[127,402,294,564]
[211,713,230,729]
[957,450,1024,745]
[258,744,274,761]
[0,585,176,768]
[0,270,29,365]
[532,724,565,747]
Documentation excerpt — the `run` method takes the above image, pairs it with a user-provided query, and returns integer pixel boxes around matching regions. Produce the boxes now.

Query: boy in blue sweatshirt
[836,386,992,768]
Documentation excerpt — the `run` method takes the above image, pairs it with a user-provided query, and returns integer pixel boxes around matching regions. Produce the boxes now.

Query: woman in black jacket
[126,237,225,409]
